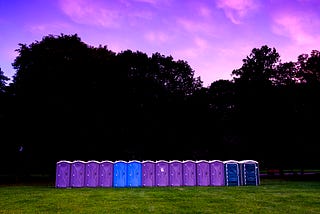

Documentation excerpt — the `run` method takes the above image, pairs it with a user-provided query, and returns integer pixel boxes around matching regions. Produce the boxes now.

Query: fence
[55,160,260,188]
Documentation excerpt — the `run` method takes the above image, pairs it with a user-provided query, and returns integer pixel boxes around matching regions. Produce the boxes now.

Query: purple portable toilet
[55,160,71,188]
[182,160,196,186]
[210,160,225,186]
[85,160,100,187]
[169,160,183,187]
[196,160,210,186]
[127,160,142,187]
[71,160,86,188]
[156,160,169,187]
[142,160,155,187]
[99,161,113,187]
[113,160,127,187]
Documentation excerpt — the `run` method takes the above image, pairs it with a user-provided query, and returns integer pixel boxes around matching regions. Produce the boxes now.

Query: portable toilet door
[85,160,100,187]
[239,160,260,186]
[127,160,142,187]
[113,161,128,187]
[71,160,86,188]
[182,160,196,186]
[99,161,113,187]
[210,160,225,186]
[142,160,156,187]
[55,160,71,188]
[224,160,240,186]
[156,160,169,187]
[169,160,183,187]
[196,160,210,186]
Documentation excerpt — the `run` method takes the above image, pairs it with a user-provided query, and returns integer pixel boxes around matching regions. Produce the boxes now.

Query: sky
[1,0,320,87]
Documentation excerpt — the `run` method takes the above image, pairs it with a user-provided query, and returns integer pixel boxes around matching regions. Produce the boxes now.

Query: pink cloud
[272,11,320,45]
[216,0,259,24]
[27,22,75,35]
[145,31,171,44]
[59,0,121,28]
[177,18,215,36]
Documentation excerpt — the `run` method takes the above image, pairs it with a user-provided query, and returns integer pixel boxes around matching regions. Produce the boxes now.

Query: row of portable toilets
[55,160,260,188]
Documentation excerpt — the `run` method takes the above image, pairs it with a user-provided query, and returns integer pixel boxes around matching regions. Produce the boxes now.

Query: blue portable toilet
[113,161,128,187]
[156,160,169,187]
[169,160,183,187]
[239,160,260,186]
[127,160,142,187]
[55,160,71,188]
[224,160,240,186]
[182,160,196,186]
[71,160,86,188]
[85,160,100,187]
[142,160,156,187]
[196,160,210,186]
[99,161,113,187]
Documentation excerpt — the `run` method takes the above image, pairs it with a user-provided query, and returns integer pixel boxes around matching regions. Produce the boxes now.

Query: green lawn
[1,179,320,213]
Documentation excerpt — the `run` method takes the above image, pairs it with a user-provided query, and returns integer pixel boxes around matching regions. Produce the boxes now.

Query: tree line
[0,34,319,178]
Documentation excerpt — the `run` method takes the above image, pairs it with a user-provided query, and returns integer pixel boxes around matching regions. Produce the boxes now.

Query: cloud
[177,18,215,36]
[27,22,75,35]
[59,0,122,28]
[145,31,171,44]
[272,11,320,45]
[216,0,259,24]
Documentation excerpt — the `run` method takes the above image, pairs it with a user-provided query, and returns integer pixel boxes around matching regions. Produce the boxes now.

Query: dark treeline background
[0,34,319,179]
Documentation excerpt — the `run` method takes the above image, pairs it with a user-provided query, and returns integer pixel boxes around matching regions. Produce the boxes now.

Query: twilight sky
[1,0,320,86]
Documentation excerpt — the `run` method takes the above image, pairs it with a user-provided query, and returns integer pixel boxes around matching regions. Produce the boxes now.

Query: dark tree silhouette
[0,67,9,93]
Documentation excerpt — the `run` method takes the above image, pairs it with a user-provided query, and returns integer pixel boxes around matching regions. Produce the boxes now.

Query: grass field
[1,179,320,213]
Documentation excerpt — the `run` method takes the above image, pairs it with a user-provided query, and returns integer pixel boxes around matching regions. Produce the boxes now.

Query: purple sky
[1,0,320,86]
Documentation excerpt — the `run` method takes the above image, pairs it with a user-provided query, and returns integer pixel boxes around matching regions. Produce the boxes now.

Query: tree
[232,45,280,87]
[273,62,298,86]
[0,67,9,94]
[296,50,320,86]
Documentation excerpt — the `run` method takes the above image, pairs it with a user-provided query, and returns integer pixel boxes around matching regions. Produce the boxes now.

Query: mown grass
[1,179,320,213]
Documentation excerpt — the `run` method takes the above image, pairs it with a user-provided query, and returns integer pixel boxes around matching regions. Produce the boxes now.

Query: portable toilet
[71,160,86,188]
[99,160,113,187]
[156,160,169,187]
[55,160,71,188]
[169,160,183,187]
[196,160,210,186]
[127,160,142,187]
[182,160,196,186]
[210,160,225,186]
[142,160,156,187]
[224,160,240,186]
[85,160,100,187]
[113,161,128,187]
[239,160,260,186]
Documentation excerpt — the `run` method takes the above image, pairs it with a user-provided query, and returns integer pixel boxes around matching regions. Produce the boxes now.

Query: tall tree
[0,67,9,94]
[232,45,280,87]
